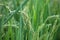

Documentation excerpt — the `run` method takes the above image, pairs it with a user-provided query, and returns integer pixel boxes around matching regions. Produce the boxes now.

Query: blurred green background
[0,0,60,40]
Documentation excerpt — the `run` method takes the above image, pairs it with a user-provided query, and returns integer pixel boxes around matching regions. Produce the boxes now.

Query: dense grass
[0,0,60,40]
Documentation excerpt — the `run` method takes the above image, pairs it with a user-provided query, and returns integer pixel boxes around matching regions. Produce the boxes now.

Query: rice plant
[0,0,60,40]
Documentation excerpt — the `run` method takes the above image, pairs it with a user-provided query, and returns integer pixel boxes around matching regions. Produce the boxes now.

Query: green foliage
[0,0,60,40]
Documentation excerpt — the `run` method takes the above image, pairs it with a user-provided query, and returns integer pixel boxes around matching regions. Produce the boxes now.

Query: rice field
[0,0,60,40]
